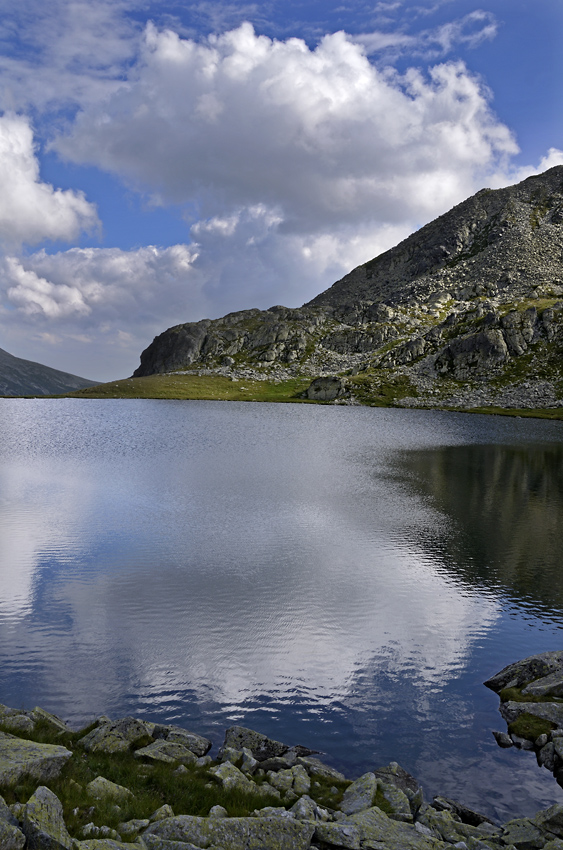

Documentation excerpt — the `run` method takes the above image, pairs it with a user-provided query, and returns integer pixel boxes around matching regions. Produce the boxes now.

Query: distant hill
[133,166,563,411]
[0,347,99,396]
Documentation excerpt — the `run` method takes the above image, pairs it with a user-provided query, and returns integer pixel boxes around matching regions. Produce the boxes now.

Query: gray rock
[86,776,134,803]
[240,747,259,775]
[134,740,197,765]
[314,821,361,849]
[221,726,289,762]
[117,818,150,837]
[29,707,69,736]
[380,780,412,821]
[151,725,211,757]
[0,791,19,826]
[493,731,514,748]
[0,819,25,850]
[348,806,448,850]
[0,732,72,785]
[500,702,563,728]
[144,814,315,850]
[538,742,556,771]
[22,785,73,850]
[524,674,563,699]
[208,761,263,794]
[339,773,378,815]
[142,838,206,850]
[297,756,346,781]
[149,805,174,823]
[77,841,146,849]
[305,376,346,401]
[484,652,563,693]
[78,717,152,753]
[374,762,420,796]
[502,818,547,850]
[535,803,563,837]
[208,805,228,818]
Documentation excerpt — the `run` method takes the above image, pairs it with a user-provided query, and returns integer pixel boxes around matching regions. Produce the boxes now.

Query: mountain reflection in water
[390,443,563,617]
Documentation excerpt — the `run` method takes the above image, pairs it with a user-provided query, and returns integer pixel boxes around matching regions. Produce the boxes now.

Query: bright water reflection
[1,399,563,821]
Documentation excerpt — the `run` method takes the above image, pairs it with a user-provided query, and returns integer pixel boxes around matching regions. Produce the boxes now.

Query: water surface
[0,399,562,821]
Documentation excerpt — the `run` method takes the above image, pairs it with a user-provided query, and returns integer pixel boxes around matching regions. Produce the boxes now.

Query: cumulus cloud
[0,114,98,247]
[57,22,517,235]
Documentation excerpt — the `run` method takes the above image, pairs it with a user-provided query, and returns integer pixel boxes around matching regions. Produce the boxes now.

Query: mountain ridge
[0,346,98,396]
[133,166,563,410]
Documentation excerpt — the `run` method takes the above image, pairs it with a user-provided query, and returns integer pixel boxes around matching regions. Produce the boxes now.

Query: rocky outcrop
[6,700,563,849]
[132,166,563,411]
[486,652,563,790]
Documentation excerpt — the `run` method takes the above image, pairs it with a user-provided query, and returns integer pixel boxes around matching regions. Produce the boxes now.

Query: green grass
[507,713,556,742]
[0,721,285,839]
[59,373,311,403]
[499,687,563,705]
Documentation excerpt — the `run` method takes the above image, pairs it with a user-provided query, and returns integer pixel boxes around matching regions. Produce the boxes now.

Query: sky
[0,0,561,381]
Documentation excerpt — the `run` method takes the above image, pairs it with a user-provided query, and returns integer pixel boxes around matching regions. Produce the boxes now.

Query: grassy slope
[58,373,563,420]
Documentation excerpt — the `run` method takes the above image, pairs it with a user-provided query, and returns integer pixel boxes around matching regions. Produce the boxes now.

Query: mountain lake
[0,397,562,822]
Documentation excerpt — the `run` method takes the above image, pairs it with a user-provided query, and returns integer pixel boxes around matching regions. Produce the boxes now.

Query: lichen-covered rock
[134,739,197,765]
[435,329,508,377]
[502,818,547,849]
[29,707,69,736]
[22,785,73,850]
[0,732,72,785]
[380,779,413,821]
[0,819,25,850]
[76,841,146,849]
[339,772,378,815]
[86,776,134,803]
[500,701,563,728]
[208,761,259,794]
[314,820,361,849]
[348,806,448,850]
[484,652,563,693]
[151,724,211,757]
[432,796,496,827]
[149,805,174,823]
[297,756,345,781]
[221,726,289,762]
[78,717,152,753]
[117,818,150,837]
[144,814,315,850]
[535,803,563,837]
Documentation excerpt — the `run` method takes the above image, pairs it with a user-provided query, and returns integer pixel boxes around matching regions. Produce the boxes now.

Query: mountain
[134,166,563,410]
[0,347,99,396]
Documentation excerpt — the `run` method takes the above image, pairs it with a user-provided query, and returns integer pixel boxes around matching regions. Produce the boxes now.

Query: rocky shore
[2,655,563,850]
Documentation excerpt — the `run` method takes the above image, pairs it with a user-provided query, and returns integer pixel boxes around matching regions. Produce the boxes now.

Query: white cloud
[57,22,517,235]
[354,11,498,59]
[0,114,98,247]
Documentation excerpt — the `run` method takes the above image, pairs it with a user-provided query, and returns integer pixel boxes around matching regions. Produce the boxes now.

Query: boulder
[535,804,563,837]
[77,842,146,849]
[22,785,73,850]
[523,674,563,699]
[339,773,379,815]
[78,717,152,753]
[432,796,496,827]
[484,652,563,693]
[221,726,289,762]
[347,806,448,850]
[86,776,134,804]
[500,701,563,728]
[374,762,420,796]
[208,761,258,794]
[134,739,197,765]
[151,725,211,757]
[380,780,413,821]
[0,732,72,785]
[29,707,69,736]
[304,377,346,401]
[0,819,25,850]
[502,818,547,850]
[434,329,508,378]
[314,821,361,849]
[150,805,174,823]
[297,756,346,781]
[144,814,315,850]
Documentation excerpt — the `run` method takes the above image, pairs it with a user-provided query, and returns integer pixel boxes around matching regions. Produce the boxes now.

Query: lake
[1,398,562,822]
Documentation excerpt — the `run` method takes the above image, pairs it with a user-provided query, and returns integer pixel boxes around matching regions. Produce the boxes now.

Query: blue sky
[0,0,561,381]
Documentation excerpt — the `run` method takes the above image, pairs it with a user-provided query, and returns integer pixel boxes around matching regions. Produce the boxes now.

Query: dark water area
[0,399,563,822]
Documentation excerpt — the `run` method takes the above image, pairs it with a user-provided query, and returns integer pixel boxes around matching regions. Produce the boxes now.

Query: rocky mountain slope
[134,165,563,409]
[0,347,98,396]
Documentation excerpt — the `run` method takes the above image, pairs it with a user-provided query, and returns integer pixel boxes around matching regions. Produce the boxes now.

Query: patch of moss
[507,713,556,742]
[499,686,563,705]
